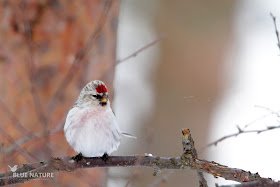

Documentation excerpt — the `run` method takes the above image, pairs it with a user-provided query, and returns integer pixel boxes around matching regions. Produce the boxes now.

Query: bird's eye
[92,94,102,99]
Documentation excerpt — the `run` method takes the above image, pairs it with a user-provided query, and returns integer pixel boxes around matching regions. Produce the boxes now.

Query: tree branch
[205,125,280,149]
[116,34,165,64]
[0,129,275,186]
[0,155,272,186]
[0,121,64,155]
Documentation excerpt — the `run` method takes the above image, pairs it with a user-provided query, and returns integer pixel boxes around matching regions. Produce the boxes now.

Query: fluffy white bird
[64,80,134,159]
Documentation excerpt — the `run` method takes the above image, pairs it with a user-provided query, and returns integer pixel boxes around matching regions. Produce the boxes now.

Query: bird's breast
[77,107,113,127]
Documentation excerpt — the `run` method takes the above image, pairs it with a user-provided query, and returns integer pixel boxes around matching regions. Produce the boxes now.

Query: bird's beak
[100,95,108,106]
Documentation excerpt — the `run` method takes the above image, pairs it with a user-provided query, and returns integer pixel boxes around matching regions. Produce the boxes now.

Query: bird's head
[75,80,109,108]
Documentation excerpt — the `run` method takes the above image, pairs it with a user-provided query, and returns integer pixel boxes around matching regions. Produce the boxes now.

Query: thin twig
[254,105,280,118]
[202,106,280,151]
[243,110,280,129]
[0,125,38,162]
[0,99,35,138]
[270,13,280,52]
[1,121,64,155]
[206,125,280,148]
[116,34,165,64]
[0,110,66,155]
[239,105,280,129]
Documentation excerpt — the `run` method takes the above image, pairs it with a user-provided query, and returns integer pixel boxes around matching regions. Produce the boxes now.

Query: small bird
[64,80,134,159]
[8,165,18,172]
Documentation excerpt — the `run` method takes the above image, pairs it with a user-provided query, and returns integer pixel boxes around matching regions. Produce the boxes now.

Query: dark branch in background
[46,0,112,115]
[0,129,275,186]
[270,13,280,52]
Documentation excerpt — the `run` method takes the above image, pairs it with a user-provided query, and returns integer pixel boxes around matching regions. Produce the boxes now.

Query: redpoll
[64,80,134,158]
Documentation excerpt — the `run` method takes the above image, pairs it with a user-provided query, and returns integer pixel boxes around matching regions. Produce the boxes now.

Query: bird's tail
[121,132,137,139]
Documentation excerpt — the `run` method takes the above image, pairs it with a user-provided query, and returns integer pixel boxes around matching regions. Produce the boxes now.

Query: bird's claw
[72,153,83,162]
[101,153,109,162]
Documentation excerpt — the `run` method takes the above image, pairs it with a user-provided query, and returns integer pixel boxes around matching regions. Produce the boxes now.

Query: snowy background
[115,0,280,186]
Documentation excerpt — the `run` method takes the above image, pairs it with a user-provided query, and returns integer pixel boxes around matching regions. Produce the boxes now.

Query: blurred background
[1,0,280,186]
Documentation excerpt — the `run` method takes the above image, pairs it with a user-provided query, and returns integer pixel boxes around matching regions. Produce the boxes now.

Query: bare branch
[0,99,34,138]
[116,34,165,64]
[0,110,66,155]
[1,121,64,155]
[243,111,278,129]
[0,129,274,186]
[203,106,280,150]
[0,155,271,186]
[243,105,280,129]
[0,125,37,162]
[254,105,280,118]
[270,13,280,52]
[206,125,280,148]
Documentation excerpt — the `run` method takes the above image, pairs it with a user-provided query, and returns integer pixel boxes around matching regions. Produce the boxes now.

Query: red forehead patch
[96,84,107,93]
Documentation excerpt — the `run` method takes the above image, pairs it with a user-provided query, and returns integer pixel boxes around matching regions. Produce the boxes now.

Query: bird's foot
[72,153,83,162]
[101,153,109,162]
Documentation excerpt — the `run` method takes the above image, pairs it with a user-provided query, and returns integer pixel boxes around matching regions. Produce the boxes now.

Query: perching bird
[64,80,135,159]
